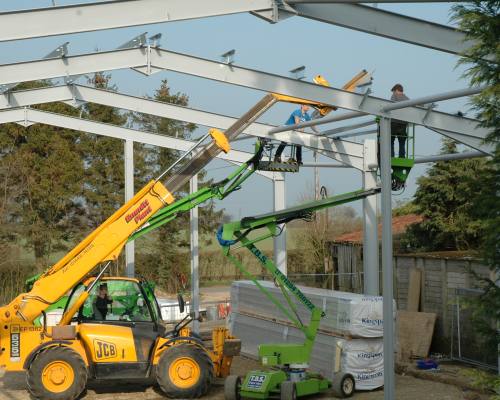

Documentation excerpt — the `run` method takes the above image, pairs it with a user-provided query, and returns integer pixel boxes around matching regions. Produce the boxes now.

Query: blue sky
[0,1,475,219]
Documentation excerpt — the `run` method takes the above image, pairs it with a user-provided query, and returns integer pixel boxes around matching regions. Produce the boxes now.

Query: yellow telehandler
[0,71,372,400]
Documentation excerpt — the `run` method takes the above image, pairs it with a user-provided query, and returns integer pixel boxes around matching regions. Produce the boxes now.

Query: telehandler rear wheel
[156,343,214,398]
[27,346,87,400]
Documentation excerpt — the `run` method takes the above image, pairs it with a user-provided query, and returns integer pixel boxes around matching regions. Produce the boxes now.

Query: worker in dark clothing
[274,104,313,165]
[93,283,113,320]
[390,84,409,158]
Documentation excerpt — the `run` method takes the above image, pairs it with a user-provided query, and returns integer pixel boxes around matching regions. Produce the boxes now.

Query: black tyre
[331,373,355,398]
[281,380,297,400]
[224,375,241,400]
[156,343,214,399]
[27,346,87,400]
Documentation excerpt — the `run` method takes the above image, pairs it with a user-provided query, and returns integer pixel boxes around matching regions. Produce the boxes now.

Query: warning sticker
[246,374,266,389]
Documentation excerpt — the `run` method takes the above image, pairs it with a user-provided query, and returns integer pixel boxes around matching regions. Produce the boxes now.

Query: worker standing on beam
[390,83,410,158]
[274,104,314,165]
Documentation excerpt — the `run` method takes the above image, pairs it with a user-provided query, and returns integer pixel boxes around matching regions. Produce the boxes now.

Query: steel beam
[289,0,462,3]
[268,111,364,134]
[300,162,351,168]
[0,48,146,85]
[0,0,273,42]
[291,3,474,55]
[0,85,365,170]
[415,150,487,164]
[321,120,375,137]
[0,48,490,151]
[0,107,275,179]
[148,49,489,145]
[382,86,485,112]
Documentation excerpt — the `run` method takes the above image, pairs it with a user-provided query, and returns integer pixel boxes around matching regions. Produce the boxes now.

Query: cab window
[81,280,153,323]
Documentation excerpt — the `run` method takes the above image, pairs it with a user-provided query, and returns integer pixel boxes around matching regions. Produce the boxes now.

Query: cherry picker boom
[218,188,380,400]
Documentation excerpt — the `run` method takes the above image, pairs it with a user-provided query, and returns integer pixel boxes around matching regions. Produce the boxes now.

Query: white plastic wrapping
[231,280,395,338]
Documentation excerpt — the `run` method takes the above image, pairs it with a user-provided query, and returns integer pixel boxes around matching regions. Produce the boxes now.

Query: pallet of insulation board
[231,280,395,338]
[229,312,384,391]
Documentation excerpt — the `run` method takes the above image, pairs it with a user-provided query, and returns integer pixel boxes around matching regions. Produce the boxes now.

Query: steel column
[363,139,379,296]
[273,173,287,275]
[124,139,135,277]
[380,118,395,400]
[190,175,200,334]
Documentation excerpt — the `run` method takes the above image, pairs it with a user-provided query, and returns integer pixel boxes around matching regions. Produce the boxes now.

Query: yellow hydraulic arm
[0,69,370,326]
[0,180,174,324]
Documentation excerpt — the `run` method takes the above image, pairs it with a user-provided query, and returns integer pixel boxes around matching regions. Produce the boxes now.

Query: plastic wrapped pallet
[231,280,395,338]
[230,312,384,390]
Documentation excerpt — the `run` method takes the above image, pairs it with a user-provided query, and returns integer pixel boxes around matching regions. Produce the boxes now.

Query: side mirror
[177,293,185,314]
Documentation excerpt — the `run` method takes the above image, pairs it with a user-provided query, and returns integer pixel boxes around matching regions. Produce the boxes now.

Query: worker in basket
[274,104,315,165]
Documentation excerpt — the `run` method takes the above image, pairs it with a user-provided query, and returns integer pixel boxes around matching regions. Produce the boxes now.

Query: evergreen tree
[79,73,128,226]
[402,139,488,251]
[0,81,86,267]
[452,1,499,384]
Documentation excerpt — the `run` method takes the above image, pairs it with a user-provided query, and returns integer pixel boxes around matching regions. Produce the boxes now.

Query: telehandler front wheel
[27,346,87,400]
[156,343,214,399]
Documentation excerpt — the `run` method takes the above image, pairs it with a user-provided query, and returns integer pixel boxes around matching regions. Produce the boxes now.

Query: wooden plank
[407,268,422,312]
[397,311,436,361]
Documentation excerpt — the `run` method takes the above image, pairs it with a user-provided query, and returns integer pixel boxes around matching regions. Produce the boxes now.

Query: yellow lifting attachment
[271,69,372,116]
[209,128,231,153]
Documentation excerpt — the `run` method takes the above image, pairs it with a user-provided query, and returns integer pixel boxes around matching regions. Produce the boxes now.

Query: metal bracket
[0,83,17,95]
[359,88,372,109]
[62,85,87,109]
[289,65,306,81]
[422,102,437,125]
[148,33,162,48]
[220,49,236,65]
[117,32,147,50]
[130,33,163,76]
[251,0,297,23]
[46,43,81,84]
[15,107,34,128]
[1,42,72,94]
[44,42,69,59]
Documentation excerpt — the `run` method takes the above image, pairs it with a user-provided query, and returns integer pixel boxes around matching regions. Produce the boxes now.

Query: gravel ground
[0,356,481,400]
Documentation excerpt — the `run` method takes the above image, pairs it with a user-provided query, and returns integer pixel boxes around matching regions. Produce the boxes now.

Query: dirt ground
[0,356,487,400]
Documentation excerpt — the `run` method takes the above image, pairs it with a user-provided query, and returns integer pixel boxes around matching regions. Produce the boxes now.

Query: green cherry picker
[217,188,380,400]
[128,138,297,242]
